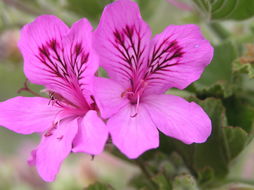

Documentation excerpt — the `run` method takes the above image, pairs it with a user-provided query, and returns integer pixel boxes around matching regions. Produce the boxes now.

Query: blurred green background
[1,0,254,189]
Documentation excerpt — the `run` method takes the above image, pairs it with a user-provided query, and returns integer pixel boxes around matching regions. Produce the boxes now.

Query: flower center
[121,80,147,117]
[122,79,147,104]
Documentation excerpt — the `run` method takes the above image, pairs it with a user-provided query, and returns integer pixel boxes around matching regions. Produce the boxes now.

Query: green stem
[209,22,231,41]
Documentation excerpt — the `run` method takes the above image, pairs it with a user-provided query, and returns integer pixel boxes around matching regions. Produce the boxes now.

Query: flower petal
[18,15,68,86]
[72,110,108,155]
[62,18,99,106]
[19,15,97,107]
[143,94,211,144]
[33,118,78,182]
[94,0,151,88]
[144,24,213,94]
[108,104,159,159]
[93,77,129,118]
[0,96,59,134]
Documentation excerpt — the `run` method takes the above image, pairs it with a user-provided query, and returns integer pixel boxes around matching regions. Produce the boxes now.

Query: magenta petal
[18,15,97,107]
[145,24,213,94]
[18,15,69,86]
[34,118,78,182]
[72,110,108,155]
[93,77,129,118]
[143,94,211,144]
[62,18,99,105]
[108,104,159,159]
[94,0,151,88]
[0,97,59,134]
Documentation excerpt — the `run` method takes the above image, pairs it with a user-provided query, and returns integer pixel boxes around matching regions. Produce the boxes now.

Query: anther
[44,124,57,137]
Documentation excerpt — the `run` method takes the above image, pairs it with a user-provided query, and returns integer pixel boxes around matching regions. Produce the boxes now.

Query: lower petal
[33,118,78,182]
[108,104,159,159]
[143,94,211,144]
[72,110,108,155]
[0,96,60,134]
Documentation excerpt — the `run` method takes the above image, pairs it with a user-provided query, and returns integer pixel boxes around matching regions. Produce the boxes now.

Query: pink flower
[93,0,214,159]
[0,15,108,182]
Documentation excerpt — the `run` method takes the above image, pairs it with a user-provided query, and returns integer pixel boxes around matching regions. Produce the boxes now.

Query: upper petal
[93,77,129,119]
[19,15,68,86]
[18,15,98,107]
[143,94,212,144]
[0,96,59,134]
[72,110,108,155]
[94,0,151,88]
[62,18,99,105]
[144,24,213,94]
[108,104,159,159]
[33,118,78,182]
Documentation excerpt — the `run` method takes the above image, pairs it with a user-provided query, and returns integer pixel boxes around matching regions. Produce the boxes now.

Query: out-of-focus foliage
[85,182,115,190]
[193,0,254,21]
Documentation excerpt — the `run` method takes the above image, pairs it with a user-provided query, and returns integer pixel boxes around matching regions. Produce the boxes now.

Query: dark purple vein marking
[111,24,146,89]
[145,39,184,83]
[38,39,89,85]
[37,38,90,107]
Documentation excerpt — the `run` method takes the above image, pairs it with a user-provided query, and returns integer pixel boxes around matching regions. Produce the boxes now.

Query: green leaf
[233,60,254,79]
[85,182,115,190]
[223,96,254,133]
[193,0,254,21]
[223,126,248,160]
[188,82,235,99]
[190,41,238,98]
[197,41,237,86]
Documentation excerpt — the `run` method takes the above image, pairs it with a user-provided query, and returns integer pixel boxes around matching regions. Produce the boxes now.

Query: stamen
[131,94,140,118]
[48,91,56,105]
[44,123,57,137]
[121,88,132,98]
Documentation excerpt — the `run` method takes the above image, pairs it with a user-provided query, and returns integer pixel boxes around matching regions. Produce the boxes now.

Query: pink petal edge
[33,118,78,182]
[143,94,212,144]
[0,96,59,134]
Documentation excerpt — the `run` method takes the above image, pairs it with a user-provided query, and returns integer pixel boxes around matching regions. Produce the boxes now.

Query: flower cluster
[0,0,213,182]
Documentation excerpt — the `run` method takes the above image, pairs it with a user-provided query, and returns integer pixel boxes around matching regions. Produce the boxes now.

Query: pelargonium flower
[93,0,214,159]
[0,15,108,182]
